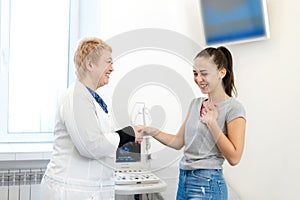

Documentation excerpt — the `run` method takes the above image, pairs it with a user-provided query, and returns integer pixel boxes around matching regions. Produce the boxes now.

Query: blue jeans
[176,169,228,200]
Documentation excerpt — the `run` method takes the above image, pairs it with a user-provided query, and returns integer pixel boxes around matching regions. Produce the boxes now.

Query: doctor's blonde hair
[74,37,112,79]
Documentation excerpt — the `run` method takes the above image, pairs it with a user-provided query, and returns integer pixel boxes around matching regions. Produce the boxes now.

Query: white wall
[81,0,300,199]
[223,0,300,199]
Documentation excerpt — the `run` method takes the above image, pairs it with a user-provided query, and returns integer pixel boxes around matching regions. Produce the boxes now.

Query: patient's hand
[132,126,143,144]
[134,125,160,137]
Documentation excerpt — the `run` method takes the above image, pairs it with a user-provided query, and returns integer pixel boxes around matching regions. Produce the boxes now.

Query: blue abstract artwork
[200,0,269,45]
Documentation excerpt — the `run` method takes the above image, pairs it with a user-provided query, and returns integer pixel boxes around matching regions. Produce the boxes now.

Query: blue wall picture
[200,0,270,45]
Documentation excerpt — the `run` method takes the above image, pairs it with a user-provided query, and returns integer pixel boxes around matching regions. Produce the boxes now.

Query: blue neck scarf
[86,87,108,114]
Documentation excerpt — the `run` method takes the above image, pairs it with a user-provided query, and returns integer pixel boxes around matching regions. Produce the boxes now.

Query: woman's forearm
[153,131,184,150]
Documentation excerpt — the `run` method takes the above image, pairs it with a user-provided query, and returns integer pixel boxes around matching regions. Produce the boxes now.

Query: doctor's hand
[134,125,161,137]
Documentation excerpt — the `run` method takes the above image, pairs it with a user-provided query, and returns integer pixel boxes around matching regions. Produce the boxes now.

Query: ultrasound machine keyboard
[115,170,160,185]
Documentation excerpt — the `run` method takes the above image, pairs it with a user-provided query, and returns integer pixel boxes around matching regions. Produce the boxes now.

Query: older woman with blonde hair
[41,37,141,200]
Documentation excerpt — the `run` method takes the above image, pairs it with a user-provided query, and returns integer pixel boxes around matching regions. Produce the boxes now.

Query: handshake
[133,125,161,144]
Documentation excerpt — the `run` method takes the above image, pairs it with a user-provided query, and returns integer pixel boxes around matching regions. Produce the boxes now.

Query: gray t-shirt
[179,97,246,170]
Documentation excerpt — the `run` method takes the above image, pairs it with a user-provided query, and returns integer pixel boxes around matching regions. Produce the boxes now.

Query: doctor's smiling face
[74,37,113,90]
[94,49,114,88]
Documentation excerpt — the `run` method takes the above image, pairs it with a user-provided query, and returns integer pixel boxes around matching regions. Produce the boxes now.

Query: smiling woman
[0,0,76,142]
[40,37,141,200]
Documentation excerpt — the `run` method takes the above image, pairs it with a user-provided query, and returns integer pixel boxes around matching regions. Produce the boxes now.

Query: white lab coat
[41,80,120,200]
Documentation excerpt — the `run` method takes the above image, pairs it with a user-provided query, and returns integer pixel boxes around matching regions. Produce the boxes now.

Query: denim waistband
[180,168,223,176]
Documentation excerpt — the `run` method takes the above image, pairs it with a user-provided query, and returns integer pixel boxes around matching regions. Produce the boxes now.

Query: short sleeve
[226,99,246,123]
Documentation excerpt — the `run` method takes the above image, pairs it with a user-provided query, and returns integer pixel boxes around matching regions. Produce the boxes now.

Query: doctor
[41,37,141,200]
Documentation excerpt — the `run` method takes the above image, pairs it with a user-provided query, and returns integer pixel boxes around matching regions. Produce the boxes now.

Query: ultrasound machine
[114,103,167,198]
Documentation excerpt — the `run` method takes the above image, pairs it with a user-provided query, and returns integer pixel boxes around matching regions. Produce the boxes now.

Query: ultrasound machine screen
[116,141,141,163]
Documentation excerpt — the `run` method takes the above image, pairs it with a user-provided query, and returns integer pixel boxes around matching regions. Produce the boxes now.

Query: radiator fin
[0,168,45,200]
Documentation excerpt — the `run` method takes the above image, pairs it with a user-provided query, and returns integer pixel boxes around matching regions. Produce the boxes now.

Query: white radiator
[0,168,45,200]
